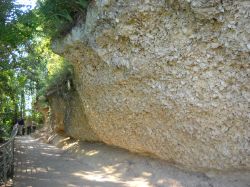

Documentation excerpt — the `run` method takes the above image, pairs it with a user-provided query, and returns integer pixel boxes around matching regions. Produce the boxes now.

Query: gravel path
[14,136,250,187]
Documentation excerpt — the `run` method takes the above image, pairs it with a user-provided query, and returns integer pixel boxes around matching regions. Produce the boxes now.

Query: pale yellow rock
[51,0,250,171]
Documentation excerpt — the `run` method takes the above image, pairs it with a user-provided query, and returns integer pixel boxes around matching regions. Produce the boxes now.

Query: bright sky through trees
[14,0,37,116]
[15,0,37,9]
[1,0,89,137]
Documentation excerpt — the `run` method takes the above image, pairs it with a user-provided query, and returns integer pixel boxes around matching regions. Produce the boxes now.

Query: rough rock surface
[52,0,250,171]
[47,87,100,142]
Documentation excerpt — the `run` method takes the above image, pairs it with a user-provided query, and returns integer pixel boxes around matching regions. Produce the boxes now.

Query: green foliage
[0,123,12,142]
[0,0,85,138]
[0,0,43,137]
[37,0,89,38]
[46,60,73,91]
[0,0,41,49]
[26,110,44,124]
[35,59,73,105]
[31,111,44,124]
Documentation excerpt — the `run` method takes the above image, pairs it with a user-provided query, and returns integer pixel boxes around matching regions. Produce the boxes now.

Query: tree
[0,0,86,139]
[0,0,41,138]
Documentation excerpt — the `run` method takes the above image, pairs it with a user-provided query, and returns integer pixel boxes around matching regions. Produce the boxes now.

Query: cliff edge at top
[51,0,250,171]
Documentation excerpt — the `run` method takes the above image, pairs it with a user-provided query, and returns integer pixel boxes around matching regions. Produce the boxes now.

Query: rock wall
[52,0,250,171]
[47,85,100,142]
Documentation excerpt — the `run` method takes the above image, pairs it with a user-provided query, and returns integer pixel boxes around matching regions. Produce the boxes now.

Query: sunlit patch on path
[14,136,250,187]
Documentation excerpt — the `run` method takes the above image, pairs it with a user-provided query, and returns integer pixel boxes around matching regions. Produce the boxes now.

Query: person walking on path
[18,118,25,136]
[32,121,36,133]
[26,118,32,135]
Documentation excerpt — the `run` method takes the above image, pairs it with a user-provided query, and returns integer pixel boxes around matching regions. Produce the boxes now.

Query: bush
[37,0,89,38]
[46,60,73,92]
[0,123,12,142]
[35,59,73,107]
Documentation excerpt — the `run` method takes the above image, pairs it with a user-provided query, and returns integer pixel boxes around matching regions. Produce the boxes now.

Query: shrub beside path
[14,135,250,187]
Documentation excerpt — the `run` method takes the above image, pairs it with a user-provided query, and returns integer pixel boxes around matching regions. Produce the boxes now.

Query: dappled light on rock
[2,0,249,186]
[51,0,250,171]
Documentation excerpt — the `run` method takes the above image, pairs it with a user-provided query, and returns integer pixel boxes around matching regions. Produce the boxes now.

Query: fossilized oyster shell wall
[52,0,250,171]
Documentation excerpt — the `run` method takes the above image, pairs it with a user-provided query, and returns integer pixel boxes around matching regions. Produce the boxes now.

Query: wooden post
[0,125,18,185]
[10,140,14,178]
[3,146,7,184]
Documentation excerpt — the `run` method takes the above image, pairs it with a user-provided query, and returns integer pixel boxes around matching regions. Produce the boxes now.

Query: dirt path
[14,135,250,187]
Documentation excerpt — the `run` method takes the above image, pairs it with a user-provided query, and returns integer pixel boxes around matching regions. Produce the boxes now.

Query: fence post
[3,146,7,184]
[10,139,15,178]
[0,125,18,185]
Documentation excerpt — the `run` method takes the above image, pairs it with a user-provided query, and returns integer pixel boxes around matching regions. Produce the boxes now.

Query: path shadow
[14,136,250,187]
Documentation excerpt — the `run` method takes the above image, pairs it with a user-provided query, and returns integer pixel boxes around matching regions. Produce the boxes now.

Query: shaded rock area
[46,82,100,142]
[50,0,250,171]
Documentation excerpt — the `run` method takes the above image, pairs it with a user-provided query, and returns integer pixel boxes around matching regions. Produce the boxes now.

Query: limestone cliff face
[52,0,250,171]
[47,85,100,142]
